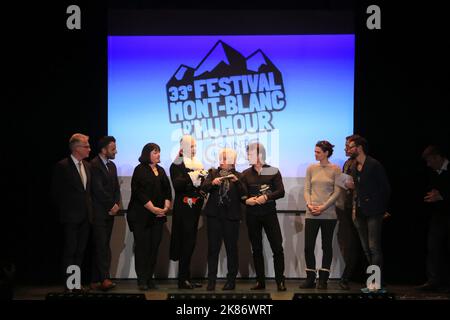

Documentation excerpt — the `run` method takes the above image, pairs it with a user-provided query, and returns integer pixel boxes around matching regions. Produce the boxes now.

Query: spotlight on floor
[292,292,395,300]
[167,293,271,300]
[46,292,146,301]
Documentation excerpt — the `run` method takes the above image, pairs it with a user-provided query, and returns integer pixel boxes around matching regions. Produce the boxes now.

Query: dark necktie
[106,161,113,172]
[78,161,86,189]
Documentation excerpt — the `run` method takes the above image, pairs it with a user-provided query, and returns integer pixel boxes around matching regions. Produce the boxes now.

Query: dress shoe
[222,281,235,291]
[277,280,287,292]
[138,284,149,291]
[416,282,441,292]
[89,282,102,291]
[438,286,450,294]
[178,280,195,289]
[338,279,350,290]
[207,280,216,291]
[100,279,116,291]
[250,282,266,290]
[71,286,89,293]
[148,280,158,290]
[191,281,203,288]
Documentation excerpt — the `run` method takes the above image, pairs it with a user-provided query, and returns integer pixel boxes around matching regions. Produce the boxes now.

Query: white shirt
[436,159,449,175]
[99,154,109,170]
[71,154,87,189]
[183,157,205,187]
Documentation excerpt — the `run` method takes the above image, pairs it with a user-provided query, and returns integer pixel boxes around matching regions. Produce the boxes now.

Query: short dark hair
[139,143,161,164]
[316,140,335,158]
[246,142,266,162]
[97,136,116,152]
[346,134,361,142]
[422,145,444,159]
[352,136,369,154]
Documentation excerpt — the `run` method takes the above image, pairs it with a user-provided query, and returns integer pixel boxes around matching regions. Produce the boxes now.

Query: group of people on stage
[51,133,449,293]
[52,135,120,291]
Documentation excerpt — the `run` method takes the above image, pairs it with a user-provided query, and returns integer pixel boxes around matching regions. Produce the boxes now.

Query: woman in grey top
[300,141,341,289]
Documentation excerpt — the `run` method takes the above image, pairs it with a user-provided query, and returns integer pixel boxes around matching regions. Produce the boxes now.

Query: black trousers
[62,219,90,284]
[91,219,114,282]
[132,220,164,286]
[178,211,201,283]
[427,213,450,286]
[304,218,337,270]
[246,212,285,283]
[336,207,363,280]
[207,215,239,281]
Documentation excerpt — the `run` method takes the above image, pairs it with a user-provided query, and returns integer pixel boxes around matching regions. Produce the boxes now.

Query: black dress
[169,160,204,285]
[127,163,172,286]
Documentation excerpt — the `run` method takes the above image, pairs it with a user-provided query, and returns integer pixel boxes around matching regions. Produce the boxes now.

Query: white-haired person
[169,135,207,289]
[51,133,92,292]
[201,148,246,291]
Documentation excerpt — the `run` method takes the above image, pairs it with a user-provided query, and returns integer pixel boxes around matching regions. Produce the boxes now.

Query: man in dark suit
[346,136,390,292]
[51,133,92,291]
[90,136,121,291]
[416,145,450,293]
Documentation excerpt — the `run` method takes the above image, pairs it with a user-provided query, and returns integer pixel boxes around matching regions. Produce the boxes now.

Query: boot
[207,279,216,291]
[222,280,235,291]
[277,279,287,292]
[250,281,266,290]
[338,278,350,290]
[317,269,330,289]
[300,269,316,289]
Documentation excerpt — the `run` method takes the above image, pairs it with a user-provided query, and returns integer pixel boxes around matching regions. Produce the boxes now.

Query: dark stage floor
[12,279,450,300]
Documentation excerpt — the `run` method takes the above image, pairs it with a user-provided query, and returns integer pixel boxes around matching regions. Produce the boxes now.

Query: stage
[3,3,450,315]
[13,279,450,300]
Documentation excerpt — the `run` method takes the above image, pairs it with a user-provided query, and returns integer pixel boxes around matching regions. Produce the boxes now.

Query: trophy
[248,184,272,202]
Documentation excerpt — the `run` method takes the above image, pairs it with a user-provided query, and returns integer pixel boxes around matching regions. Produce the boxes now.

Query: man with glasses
[345,136,391,293]
[52,133,93,292]
[335,135,364,290]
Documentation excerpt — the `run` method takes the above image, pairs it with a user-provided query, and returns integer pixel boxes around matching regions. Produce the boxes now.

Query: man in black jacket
[347,136,390,292]
[336,135,364,290]
[90,136,121,291]
[51,133,92,291]
[416,145,450,293]
[241,142,287,291]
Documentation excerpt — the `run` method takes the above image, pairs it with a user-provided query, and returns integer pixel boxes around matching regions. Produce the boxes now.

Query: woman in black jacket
[201,148,246,291]
[127,143,172,290]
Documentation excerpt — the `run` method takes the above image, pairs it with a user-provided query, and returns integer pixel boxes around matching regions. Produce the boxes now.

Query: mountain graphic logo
[166,40,286,140]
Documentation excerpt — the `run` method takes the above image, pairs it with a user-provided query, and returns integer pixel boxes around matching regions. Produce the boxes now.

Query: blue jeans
[353,210,383,280]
